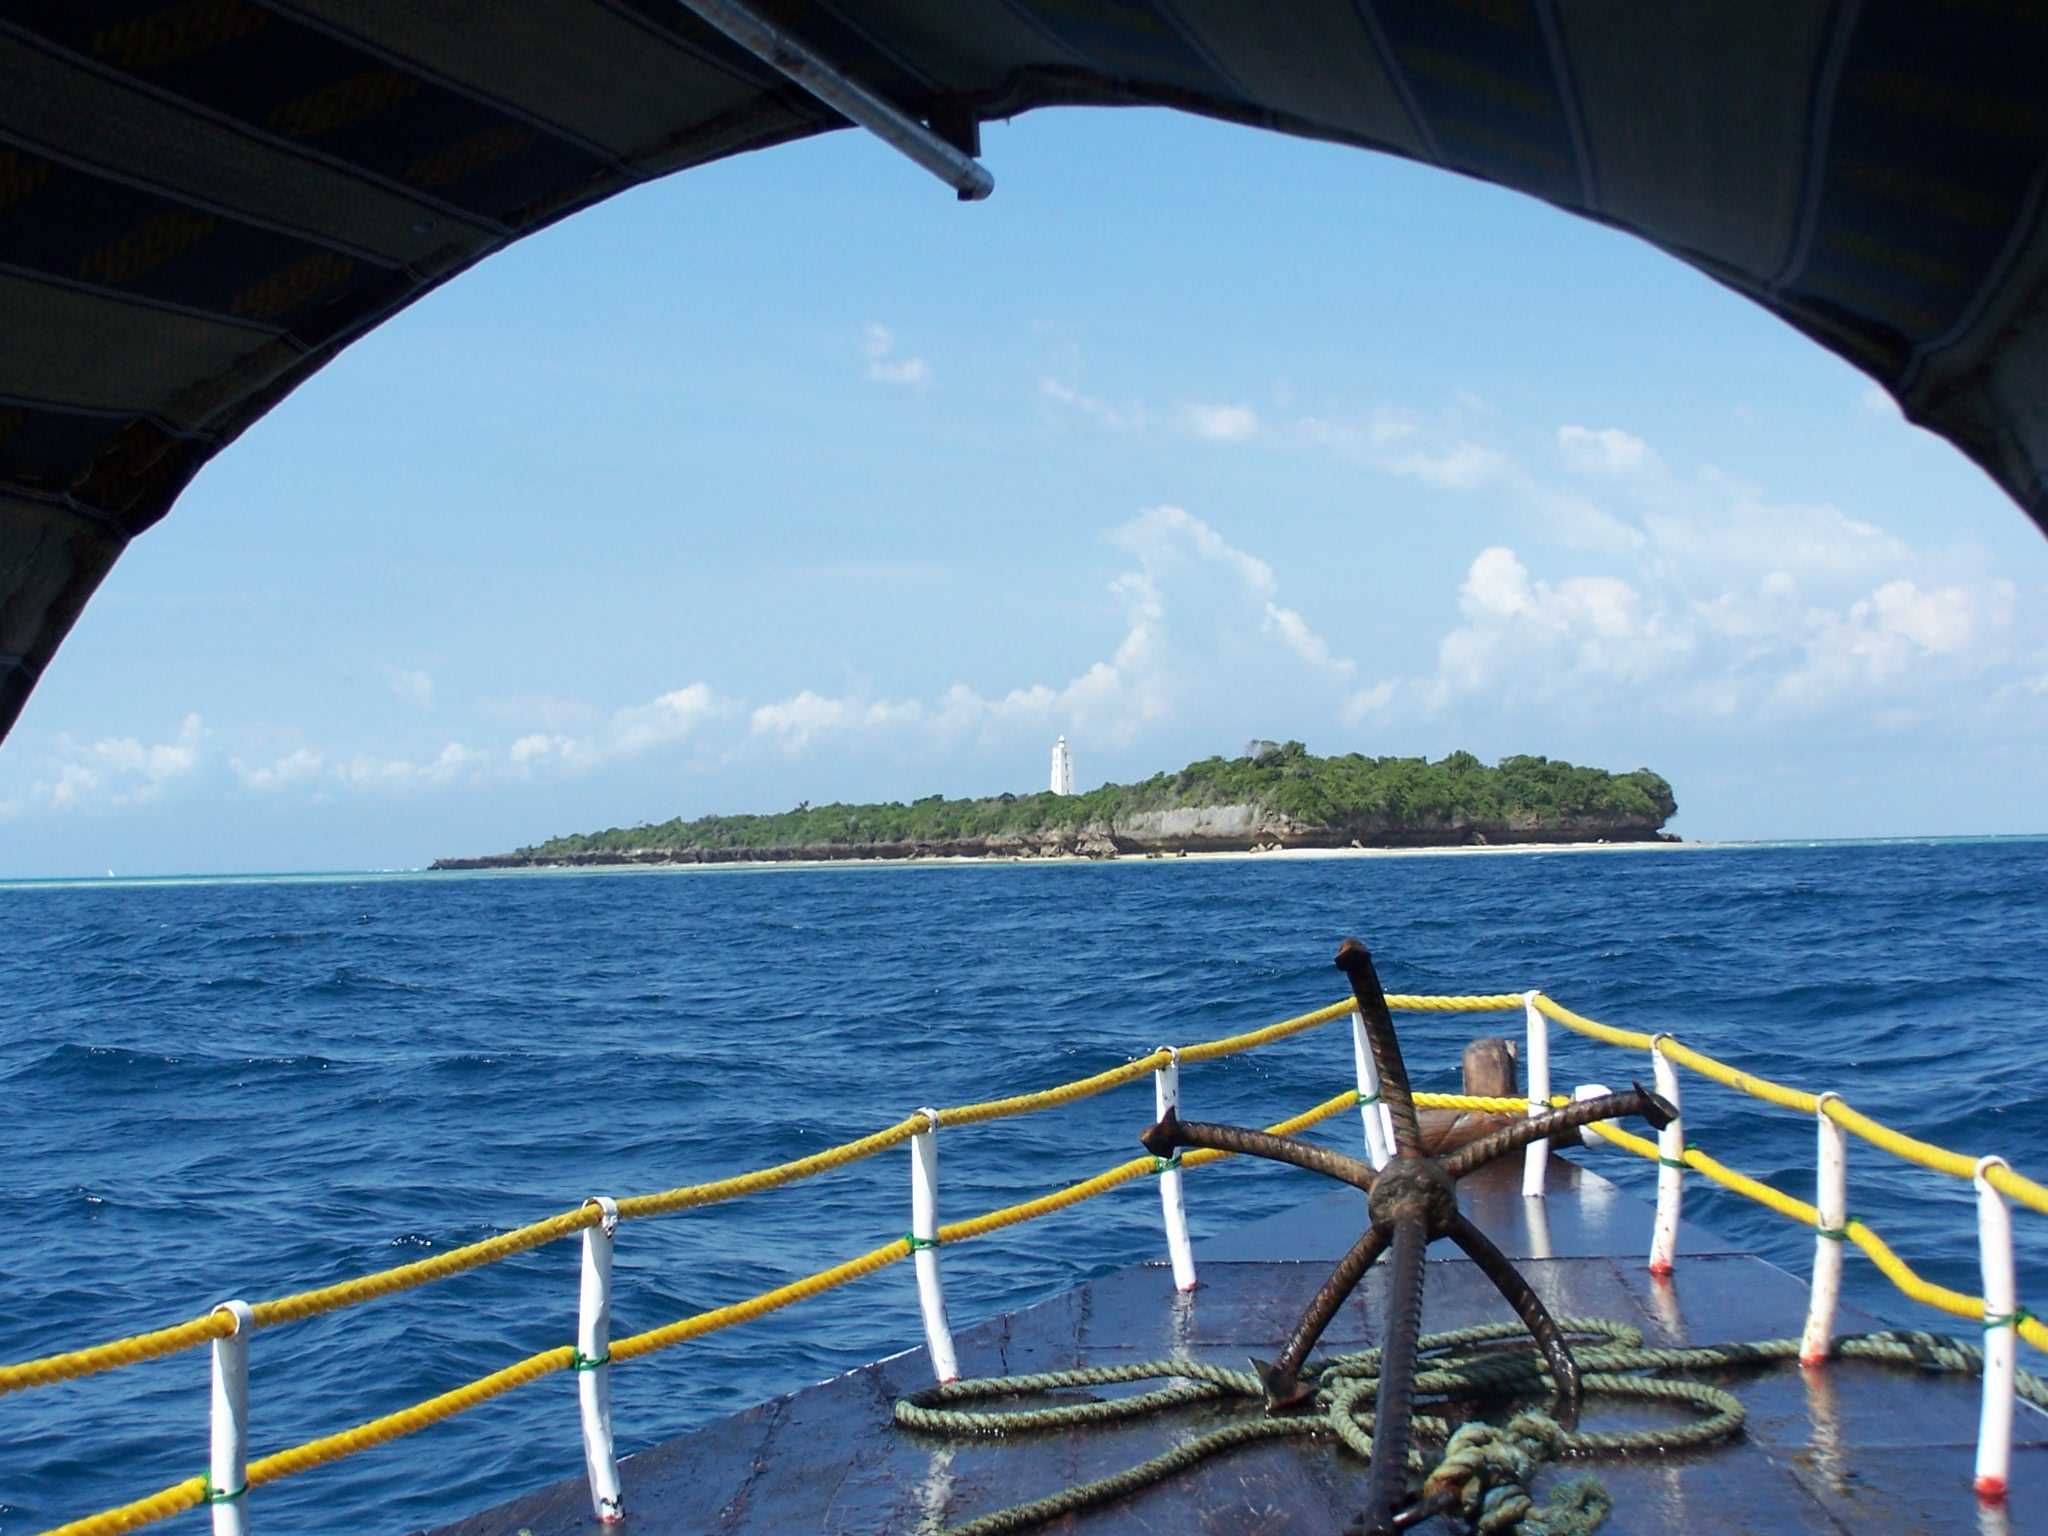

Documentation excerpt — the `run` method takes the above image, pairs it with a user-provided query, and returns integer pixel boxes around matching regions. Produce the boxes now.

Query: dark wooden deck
[426,1159,2045,1535]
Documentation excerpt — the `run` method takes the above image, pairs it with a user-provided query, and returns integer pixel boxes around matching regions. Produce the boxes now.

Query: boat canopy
[5,0,2048,740]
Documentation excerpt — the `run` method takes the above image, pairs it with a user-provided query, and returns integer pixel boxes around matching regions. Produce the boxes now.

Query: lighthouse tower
[1049,735,1075,796]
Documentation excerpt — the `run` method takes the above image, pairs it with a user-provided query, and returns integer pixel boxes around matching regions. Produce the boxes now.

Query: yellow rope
[251,1208,600,1328]
[1585,1123,2048,1357]
[613,1239,913,1361]
[1539,996,2048,1208]
[1819,1098,1973,1180]
[616,1115,928,1218]
[249,1347,574,1483]
[33,1476,209,1536]
[1175,1000,1354,1064]
[1386,993,1529,1013]
[1531,992,1653,1051]
[0,1313,235,1397]
[939,1055,1170,1128]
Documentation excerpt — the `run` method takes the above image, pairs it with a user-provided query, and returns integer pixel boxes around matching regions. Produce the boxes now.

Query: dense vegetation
[501,745,1675,858]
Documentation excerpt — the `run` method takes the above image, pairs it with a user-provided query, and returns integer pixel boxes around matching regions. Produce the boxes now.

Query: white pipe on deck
[1649,1037,1684,1276]
[209,1300,254,1536]
[1153,1051,1197,1292]
[1350,1008,1394,1169]
[1800,1095,1846,1364]
[1974,1156,2017,1504]
[911,1110,959,1382]
[1521,992,1550,1198]
[578,1197,625,1523]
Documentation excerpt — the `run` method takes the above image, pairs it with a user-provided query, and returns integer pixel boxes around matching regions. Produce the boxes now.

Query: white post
[1521,991,1550,1198]
[1800,1096,1846,1364]
[911,1109,958,1383]
[1153,1050,1198,1293]
[1350,1006,1395,1169]
[1974,1156,2017,1504]
[1649,1036,1684,1277]
[577,1197,625,1523]
[209,1300,254,1536]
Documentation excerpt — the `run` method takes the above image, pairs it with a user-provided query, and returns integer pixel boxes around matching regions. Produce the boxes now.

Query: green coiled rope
[894,1320,2048,1536]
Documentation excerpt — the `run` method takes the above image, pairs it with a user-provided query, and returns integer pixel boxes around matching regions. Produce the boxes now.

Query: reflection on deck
[426,1160,2044,1535]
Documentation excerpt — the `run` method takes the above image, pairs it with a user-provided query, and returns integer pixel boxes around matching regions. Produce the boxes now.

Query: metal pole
[1350,1006,1394,1169]
[910,1109,959,1382]
[1799,1095,1845,1363]
[1649,1035,1684,1276]
[1153,1050,1198,1292]
[1974,1156,2017,1503]
[577,1197,625,1523]
[671,0,994,200]
[1521,991,1550,1198]
[209,1300,254,1536]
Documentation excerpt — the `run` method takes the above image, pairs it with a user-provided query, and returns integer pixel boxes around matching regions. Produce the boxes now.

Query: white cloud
[0,714,208,818]
[1183,402,1261,442]
[390,669,435,709]
[226,684,732,798]
[862,323,931,388]
[1556,425,1659,478]
[749,506,1382,756]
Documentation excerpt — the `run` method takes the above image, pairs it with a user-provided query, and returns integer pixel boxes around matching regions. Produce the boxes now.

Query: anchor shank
[1361,1209,1430,1533]
[1439,1086,1674,1181]
[1336,940,1425,1158]
[1260,1222,1393,1409]
[1141,1109,1378,1191]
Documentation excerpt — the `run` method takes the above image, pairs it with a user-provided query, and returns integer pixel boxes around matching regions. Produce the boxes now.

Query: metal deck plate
[425,1162,2045,1535]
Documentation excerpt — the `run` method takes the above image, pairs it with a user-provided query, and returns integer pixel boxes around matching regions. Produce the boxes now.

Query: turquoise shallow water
[3,841,2045,1534]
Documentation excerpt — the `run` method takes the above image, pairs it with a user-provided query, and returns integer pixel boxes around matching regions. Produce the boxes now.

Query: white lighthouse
[1049,735,1075,796]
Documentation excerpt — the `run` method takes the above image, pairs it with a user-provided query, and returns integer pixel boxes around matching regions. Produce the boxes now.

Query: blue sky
[4,107,2046,877]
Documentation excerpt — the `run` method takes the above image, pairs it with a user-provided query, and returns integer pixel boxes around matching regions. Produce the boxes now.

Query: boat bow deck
[425,1160,2045,1535]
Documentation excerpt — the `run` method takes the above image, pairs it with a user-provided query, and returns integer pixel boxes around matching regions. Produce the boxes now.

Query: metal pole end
[1140,1106,1182,1159]
[1334,937,1374,974]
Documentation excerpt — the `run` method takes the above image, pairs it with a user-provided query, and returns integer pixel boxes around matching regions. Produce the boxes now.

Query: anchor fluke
[1139,1107,1183,1160]
[1250,1356,1318,1414]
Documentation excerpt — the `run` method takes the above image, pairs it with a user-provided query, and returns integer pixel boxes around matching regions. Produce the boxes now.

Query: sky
[3,106,2047,877]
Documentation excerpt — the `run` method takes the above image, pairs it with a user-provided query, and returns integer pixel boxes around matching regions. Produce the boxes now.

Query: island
[431,744,1677,869]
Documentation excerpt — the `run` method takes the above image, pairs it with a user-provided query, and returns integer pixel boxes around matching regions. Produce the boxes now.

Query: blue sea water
[2,840,2045,1535]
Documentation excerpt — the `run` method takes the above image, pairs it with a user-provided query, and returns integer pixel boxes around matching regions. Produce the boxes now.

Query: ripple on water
[2,841,2045,1534]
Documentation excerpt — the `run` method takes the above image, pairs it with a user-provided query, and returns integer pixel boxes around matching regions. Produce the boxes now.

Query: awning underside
[6,0,2048,737]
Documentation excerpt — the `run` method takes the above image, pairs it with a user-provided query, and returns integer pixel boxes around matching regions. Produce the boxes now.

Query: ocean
[3,840,2044,1534]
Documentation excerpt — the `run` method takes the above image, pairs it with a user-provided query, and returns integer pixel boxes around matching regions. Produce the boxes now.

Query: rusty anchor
[1140,939,1675,1535]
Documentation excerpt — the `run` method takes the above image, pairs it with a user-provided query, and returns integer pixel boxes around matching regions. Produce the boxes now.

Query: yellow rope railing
[19,985,2048,1536]
[5,990,1503,1398]
[1586,1121,2048,1355]
[32,1085,1392,1536]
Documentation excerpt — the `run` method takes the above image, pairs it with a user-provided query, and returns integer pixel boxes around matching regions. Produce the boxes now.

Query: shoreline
[431,837,1711,877]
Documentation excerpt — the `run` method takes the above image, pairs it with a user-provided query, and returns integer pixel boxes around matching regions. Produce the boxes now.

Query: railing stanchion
[1153,1049,1198,1292]
[1351,1003,1394,1169]
[1521,991,1549,1198]
[1974,1155,2017,1504]
[577,1197,625,1523]
[1800,1097,1846,1363]
[1649,1035,1684,1276]
[911,1109,959,1382]
[208,1300,254,1536]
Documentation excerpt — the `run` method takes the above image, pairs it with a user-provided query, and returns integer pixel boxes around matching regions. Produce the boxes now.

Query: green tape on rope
[204,1477,248,1505]
[1984,1307,2034,1332]
[1816,1224,1849,1241]
[1150,1154,1181,1173]
[1657,1156,1687,1170]
[905,1233,938,1252]
[571,1349,610,1371]
[1359,1088,1382,1107]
